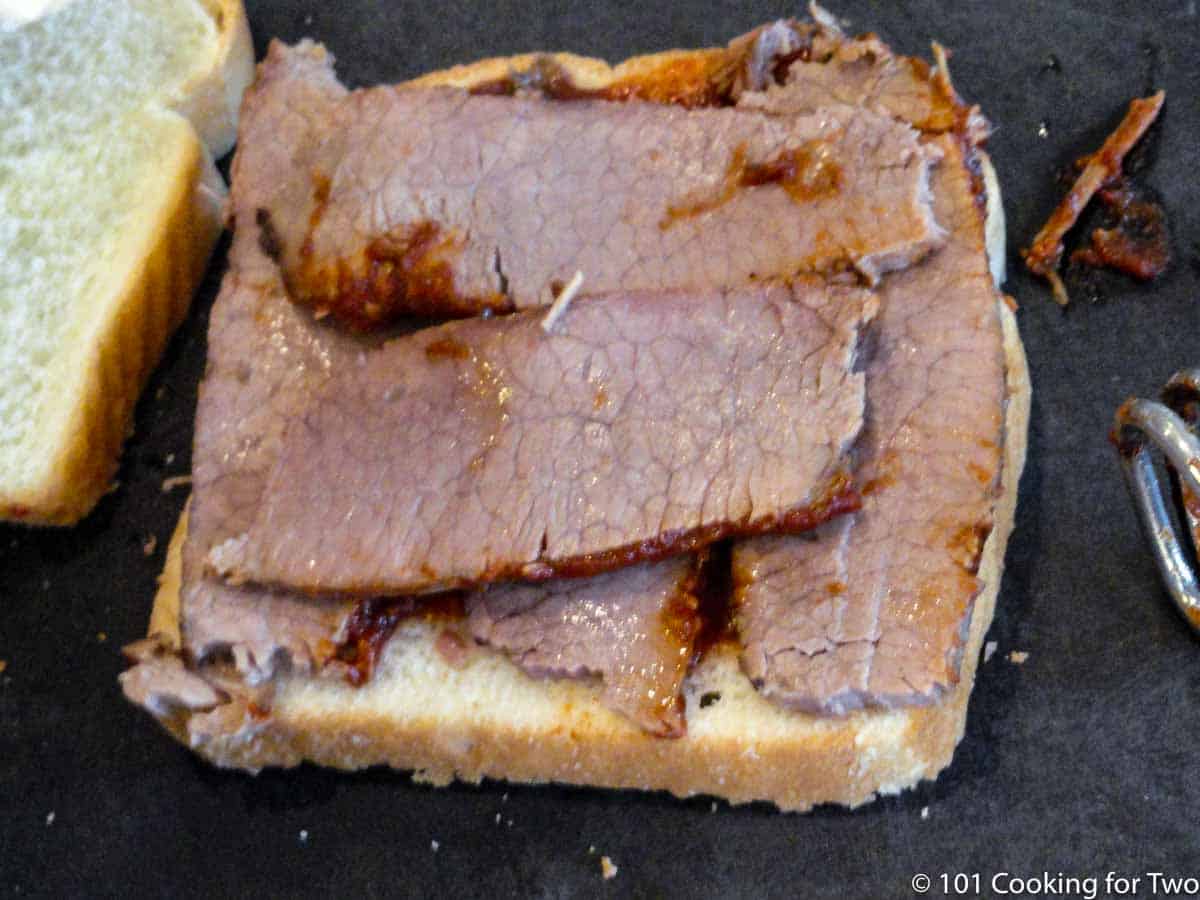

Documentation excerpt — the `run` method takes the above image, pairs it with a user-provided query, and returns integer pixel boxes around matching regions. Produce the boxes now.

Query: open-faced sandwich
[122,8,1029,812]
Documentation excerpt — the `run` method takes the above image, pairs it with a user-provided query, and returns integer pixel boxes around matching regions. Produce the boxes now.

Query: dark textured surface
[3,1,1200,896]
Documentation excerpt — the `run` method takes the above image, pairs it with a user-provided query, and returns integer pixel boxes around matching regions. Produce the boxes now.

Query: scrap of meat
[1023,91,1165,305]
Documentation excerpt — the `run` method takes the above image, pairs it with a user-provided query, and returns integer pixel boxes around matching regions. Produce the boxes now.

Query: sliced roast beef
[738,32,961,132]
[178,270,361,674]
[467,557,699,736]
[176,43,366,676]
[733,136,1006,714]
[208,278,874,595]
[127,24,1008,737]
[242,41,942,327]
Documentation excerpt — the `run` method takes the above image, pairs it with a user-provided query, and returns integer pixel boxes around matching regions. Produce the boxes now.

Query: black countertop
[3,1,1200,896]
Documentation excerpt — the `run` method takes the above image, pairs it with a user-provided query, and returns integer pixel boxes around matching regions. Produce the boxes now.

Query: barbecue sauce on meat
[291,217,510,330]
[334,594,466,686]
[470,53,739,109]
[517,474,860,582]
[692,543,737,661]
[659,141,841,229]
[424,336,471,360]
[286,172,510,330]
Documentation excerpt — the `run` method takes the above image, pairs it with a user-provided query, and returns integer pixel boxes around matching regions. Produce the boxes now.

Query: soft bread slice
[126,39,1030,809]
[0,0,253,524]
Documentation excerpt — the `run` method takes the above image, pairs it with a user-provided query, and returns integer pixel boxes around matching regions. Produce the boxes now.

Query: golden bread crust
[172,0,256,159]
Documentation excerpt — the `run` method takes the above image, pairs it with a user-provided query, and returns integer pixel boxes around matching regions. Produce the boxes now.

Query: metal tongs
[1115,369,1200,633]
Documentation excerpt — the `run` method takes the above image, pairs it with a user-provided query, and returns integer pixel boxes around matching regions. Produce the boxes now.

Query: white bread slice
[128,43,1029,812]
[0,0,253,524]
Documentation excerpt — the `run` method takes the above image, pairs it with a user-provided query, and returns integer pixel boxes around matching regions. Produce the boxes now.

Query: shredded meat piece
[1022,91,1165,305]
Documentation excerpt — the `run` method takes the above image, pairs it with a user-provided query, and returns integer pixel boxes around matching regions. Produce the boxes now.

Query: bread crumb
[920,806,930,820]
[495,813,501,825]
[0,660,6,675]
[1008,650,1030,664]
[431,840,439,852]
[588,845,596,855]
[710,801,717,813]
[161,475,192,493]
[299,829,308,843]
[45,811,55,826]
[96,632,107,643]
[600,856,618,880]
[501,792,508,803]
[165,453,175,466]
[142,534,157,556]
[984,640,998,662]
[506,819,513,828]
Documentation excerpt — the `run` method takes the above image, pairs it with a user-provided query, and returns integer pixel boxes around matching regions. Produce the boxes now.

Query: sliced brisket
[467,557,700,736]
[176,43,365,675]
[738,32,962,132]
[130,25,1008,736]
[733,136,1006,714]
[244,41,943,327]
[208,279,874,595]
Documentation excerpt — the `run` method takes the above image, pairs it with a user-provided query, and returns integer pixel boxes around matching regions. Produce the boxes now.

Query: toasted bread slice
[124,31,1029,811]
[0,0,253,524]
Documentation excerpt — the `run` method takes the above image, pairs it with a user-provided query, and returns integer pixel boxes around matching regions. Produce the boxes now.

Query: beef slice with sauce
[467,557,700,737]
[130,24,1003,738]
[208,278,876,596]
[732,135,1006,714]
[174,43,369,676]
[738,32,965,133]
[242,40,944,328]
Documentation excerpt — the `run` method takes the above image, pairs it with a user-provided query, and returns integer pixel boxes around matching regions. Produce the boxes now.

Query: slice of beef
[209,278,875,596]
[467,557,700,737]
[179,270,360,674]
[241,41,943,328]
[737,32,962,132]
[733,135,1006,714]
[176,41,365,676]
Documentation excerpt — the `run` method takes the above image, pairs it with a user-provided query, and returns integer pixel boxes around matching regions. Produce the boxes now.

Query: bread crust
[130,37,1030,811]
[0,0,253,525]
[173,0,256,159]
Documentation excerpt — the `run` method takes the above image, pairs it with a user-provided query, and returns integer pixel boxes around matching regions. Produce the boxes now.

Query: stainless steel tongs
[1115,368,1200,633]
